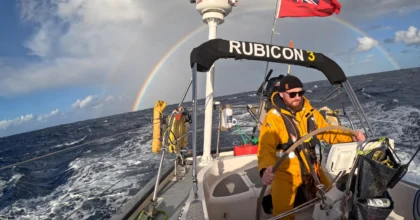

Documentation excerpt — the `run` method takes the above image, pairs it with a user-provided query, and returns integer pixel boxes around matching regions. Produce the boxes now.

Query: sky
[0,0,419,137]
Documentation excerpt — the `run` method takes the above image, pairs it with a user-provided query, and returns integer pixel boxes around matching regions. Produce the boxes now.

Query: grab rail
[414,189,420,220]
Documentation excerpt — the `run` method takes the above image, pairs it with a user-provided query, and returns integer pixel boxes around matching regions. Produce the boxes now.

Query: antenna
[189,0,238,199]
[193,0,238,164]
[257,69,273,95]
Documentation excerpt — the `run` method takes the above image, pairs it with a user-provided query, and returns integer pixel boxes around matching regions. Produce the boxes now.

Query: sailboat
[110,0,420,219]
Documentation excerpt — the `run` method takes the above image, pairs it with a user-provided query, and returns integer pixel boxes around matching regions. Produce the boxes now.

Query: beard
[287,99,303,112]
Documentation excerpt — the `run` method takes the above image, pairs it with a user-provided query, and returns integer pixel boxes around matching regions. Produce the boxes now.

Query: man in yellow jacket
[258,75,365,219]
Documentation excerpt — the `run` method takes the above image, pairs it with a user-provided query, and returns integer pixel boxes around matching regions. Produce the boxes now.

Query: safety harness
[275,109,322,165]
[272,104,324,205]
[269,92,322,163]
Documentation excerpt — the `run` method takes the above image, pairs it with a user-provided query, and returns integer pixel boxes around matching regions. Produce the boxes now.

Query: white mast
[194,0,237,163]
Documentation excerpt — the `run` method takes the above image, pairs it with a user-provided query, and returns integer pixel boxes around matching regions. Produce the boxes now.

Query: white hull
[112,140,419,220]
[176,140,419,220]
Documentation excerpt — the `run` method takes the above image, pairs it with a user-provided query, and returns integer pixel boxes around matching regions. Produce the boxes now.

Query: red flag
[277,0,342,18]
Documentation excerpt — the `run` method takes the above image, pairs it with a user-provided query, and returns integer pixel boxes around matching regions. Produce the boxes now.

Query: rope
[138,209,168,220]
[267,197,320,220]
[356,137,386,156]
[235,125,249,144]
[313,86,340,108]
[0,126,145,171]
[234,125,258,144]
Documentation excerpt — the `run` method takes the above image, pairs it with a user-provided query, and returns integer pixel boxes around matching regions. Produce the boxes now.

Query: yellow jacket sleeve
[257,112,281,176]
[313,110,354,144]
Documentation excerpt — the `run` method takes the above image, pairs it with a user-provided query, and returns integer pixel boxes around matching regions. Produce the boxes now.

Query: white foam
[231,108,259,132]
[52,135,87,149]
[0,125,169,219]
[343,102,420,184]
[361,87,374,98]
[0,180,5,197]
[0,174,23,193]
[2,100,419,219]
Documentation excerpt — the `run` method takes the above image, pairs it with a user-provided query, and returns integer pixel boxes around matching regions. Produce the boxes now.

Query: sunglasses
[285,90,305,98]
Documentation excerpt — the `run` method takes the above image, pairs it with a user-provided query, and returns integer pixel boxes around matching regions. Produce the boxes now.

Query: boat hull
[113,140,419,220]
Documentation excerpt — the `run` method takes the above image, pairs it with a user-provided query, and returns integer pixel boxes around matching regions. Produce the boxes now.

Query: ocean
[0,67,419,219]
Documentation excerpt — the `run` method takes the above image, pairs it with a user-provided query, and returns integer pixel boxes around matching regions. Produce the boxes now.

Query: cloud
[354,37,379,52]
[372,26,393,31]
[71,94,128,110]
[383,38,395,44]
[37,109,60,121]
[72,95,97,109]
[24,23,52,57]
[367,25,393,31]
[69,93,129,118]
[0,0,149,98]
[394,26,420,45]
[349,56,356,67]
[1,0,417,117]
[0,114,34,130]
[362,54,375,64]
[0,92,128,136]
[0,108,62,131]
[21,0,146,58]
[57,0,145,25]
[340,0,420,19]
[92,95,117,109]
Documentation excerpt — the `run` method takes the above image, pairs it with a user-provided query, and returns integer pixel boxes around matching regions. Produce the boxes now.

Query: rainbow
[130,24,207,112]
[131,7,400,112]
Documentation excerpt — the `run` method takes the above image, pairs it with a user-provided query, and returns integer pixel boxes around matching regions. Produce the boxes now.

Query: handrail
[414,189,420,220]
[148,77,193,217]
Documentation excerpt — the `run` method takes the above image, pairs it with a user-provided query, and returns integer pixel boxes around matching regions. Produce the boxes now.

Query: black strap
[307,114,322,164]
[279,113,309,179]
[270,108,325,203]
[271,107,322,177]
[277,113,300,151]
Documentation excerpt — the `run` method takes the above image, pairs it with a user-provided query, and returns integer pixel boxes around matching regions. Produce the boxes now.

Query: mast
[193,0,237,163]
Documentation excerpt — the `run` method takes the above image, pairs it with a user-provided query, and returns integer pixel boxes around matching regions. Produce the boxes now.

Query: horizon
[1,0,419,137]
[1,66,418,139]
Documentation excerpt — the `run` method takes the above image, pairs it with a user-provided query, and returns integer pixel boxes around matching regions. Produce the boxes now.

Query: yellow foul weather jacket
[257,93,354,218]
[258,94,353,176]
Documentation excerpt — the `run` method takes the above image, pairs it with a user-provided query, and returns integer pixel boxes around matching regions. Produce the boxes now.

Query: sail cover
[190,39,347,85]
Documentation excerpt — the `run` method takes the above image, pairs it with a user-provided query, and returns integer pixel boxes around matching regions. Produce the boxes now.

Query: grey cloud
[1,0,415,114]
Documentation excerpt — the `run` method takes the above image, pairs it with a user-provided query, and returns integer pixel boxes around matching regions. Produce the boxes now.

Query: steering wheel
[256,125,360,220]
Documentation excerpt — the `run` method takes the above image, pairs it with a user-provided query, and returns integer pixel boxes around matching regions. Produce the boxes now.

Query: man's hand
[352,131,366,142]
[262,166,275,186]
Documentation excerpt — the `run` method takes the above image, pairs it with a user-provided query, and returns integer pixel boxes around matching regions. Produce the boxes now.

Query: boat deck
[125,153,315,220]
[124,161,200,220]
[117,151,416,220]
[152,163,197,220]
